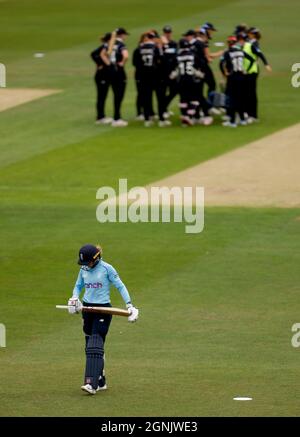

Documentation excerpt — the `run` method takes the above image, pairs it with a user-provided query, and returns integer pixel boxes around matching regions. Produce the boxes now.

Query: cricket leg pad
[84,334,104,390]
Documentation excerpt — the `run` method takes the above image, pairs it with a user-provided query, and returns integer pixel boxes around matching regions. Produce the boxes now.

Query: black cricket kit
[91,45,110,120]
[190,38,210,117]
[109,38,127,120]
[222,46,253,123]
[162,39,178,111]
[176,48,201,119]
[132,45,145,117]
[136,41,163,121]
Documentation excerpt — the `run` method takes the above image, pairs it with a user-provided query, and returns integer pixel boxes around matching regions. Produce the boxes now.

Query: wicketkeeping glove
[126,303,139,323]
[68,297,82,314]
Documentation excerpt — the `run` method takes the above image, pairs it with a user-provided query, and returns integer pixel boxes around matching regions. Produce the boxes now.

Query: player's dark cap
[203,22,217,31]
[234,24,248,35]
[248,27,261,39]
[163,25,172,33]
[248,27,260,34]
[236,32,247,40]
[101,32,112,42]
[179,38,190,49]
[197,27,207,35]
[116,27,130,36]
[182,29,196,37]
[78,244,101,266]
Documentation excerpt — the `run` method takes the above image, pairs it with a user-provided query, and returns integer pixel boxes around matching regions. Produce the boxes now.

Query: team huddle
[91,23,271,128]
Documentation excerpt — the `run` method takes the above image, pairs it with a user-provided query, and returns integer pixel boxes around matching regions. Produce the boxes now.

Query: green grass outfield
[0,0,300,417]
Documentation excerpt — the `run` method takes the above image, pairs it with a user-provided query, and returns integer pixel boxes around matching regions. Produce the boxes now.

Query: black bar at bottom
[0,417,297,434]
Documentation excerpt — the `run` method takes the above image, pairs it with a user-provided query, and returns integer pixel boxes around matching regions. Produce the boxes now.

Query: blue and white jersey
[72,259,131,305]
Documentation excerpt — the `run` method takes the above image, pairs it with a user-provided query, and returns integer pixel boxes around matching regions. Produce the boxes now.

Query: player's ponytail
[96,245,103,259]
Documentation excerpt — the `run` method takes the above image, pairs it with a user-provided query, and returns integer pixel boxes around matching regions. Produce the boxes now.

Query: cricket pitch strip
[0,88,61,112]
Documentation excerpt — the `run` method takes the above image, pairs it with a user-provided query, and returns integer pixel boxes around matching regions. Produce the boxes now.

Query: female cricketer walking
[68,244,139,395]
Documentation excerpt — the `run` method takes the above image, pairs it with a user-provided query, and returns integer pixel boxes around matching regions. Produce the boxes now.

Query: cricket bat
[56,305,130,317]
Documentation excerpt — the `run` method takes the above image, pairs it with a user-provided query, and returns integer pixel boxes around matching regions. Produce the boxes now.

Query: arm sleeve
[156,46,164,61]
[132,47,139,67]
[170,41,178,52]
[219,56,226,75]
[251,43,268,65]
[172,56,178,70]
[119,42,126,53]
[244,51,255,71]
[198,55,207,72]
[90,47,102,66]
[72,269,84,298]
[222,51,232,73]
[107,264,132,305]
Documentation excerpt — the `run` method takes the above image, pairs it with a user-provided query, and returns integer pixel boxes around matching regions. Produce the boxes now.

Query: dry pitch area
[107,123,300,208]
[144,123,300,207]
[0,88,61,112]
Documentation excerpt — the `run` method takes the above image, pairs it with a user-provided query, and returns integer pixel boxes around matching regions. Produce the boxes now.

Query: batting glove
[68,297,82,314]
[126,303,139,323]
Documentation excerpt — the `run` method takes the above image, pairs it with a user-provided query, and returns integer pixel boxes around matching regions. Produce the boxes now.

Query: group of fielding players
[91,23,271,128]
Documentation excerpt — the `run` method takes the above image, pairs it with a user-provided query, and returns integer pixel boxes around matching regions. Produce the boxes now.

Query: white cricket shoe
[158,120,172,127]
[135,114,145,121]
[81,384,97,395]
[192,118,202,125]
[111,119,128,127]
[247,117,259,124]
[97,384,108,391]
[163,111,174,119]
[222,121,237,128]
[200,116,213,126]
[181,116,194,126]
[221,115,230,121]
[209,107,221,116]
[239,120,248,126]
[144,120,154,127]
[95,117,113,125]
